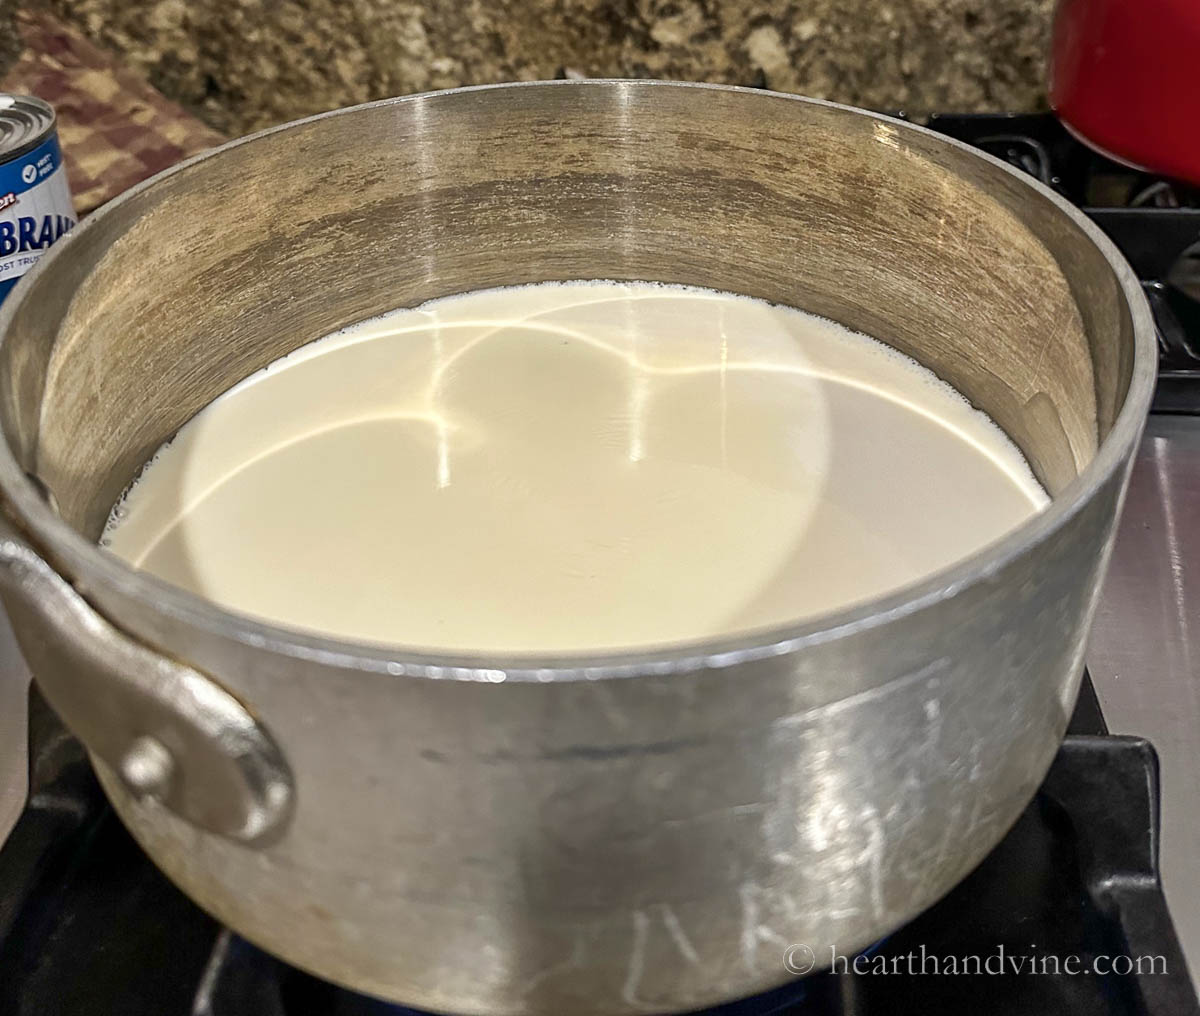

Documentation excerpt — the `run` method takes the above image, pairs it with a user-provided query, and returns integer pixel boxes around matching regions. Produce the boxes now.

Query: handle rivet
[119,735,176,799]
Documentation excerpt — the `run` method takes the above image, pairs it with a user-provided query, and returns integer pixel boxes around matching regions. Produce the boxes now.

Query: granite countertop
[24,0,1054,138]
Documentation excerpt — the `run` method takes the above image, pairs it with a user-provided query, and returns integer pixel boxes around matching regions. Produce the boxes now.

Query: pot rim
[0,80,1158,683]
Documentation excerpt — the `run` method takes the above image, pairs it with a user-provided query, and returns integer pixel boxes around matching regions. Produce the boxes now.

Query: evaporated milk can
[0,94,76,306]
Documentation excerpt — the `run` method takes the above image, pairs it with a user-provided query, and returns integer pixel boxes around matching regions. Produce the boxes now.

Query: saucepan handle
[0,511,293,845]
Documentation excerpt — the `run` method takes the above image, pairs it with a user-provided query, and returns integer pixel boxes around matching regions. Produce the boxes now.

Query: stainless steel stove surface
[1,111,1199,1016]
[1091,414,1200,964]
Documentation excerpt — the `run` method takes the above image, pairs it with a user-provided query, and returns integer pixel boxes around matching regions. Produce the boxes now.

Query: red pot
[1050,0,1200,184]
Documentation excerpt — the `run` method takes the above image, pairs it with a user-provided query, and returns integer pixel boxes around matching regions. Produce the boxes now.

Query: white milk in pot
[103,282,1047,652]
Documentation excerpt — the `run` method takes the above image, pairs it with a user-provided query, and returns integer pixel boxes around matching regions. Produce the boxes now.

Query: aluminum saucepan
[0,81,1156,1014]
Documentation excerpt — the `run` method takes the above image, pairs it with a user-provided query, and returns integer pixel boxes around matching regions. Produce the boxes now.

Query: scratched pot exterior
[0,83,1155,1014]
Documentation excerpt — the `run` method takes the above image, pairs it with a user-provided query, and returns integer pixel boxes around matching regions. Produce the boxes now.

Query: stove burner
[187,930,854,1015]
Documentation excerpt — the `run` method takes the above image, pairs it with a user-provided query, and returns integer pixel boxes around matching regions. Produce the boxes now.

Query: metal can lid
[0,94,57,162]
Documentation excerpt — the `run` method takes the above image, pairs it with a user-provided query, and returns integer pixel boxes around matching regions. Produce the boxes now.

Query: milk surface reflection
[102,282,1046,652]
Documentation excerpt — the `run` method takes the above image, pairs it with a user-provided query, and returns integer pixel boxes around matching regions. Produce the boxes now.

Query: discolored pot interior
[1,83,1133,542]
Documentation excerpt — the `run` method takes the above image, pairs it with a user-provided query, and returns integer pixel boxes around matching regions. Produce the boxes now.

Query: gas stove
[1,111,1198,1016]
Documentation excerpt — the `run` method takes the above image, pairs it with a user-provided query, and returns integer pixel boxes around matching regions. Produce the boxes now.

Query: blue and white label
[0,132,76,306]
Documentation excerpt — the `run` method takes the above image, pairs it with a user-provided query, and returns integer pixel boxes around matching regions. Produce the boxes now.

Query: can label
[0,132,76,306]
